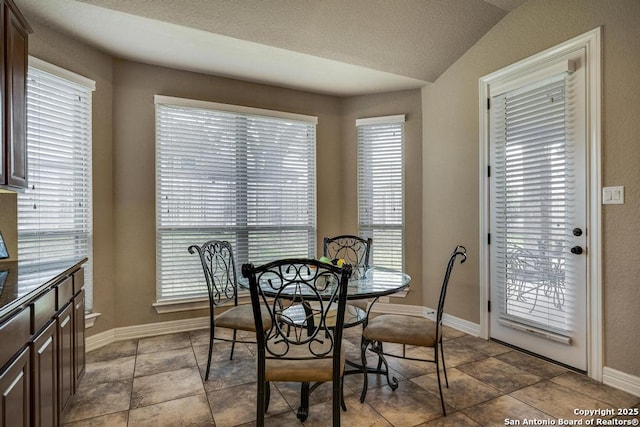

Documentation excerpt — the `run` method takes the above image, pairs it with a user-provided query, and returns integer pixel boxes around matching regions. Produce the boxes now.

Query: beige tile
[363,379,447,425]
[137,332,192,354]
[453,336,511,356]
[128,394,214,426]
[417,412,481,427]
[510,381,612,420]
[411,368,502,410]
[62,379,132,423]
[208,382,291,426]
[192,340,254,367]
[551,371,640,407]
[202,355,257,391]
[275,381,337,410]
[85,339,138,363]
[302,391,393,427]
[134,347,197,377]
[438,338,487,368]
[456,357,542,393]
[82,356,136,386]
[236,410,303,427]
[463,395,552,426]
[495,350,568,379]
[442,326,467,340]
[62,411,128,427]
[130,367,205,409]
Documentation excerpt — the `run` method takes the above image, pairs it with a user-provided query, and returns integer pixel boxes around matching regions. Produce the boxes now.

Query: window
[357,115,405,270]
[19,58,95,310]
[155,96,317,302]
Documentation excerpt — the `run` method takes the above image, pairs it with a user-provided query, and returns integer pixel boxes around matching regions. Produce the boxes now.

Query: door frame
[478,27,602,379]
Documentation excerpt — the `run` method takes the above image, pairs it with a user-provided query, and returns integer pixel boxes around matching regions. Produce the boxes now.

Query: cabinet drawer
[0,308,30,369]
[31,288,56,334]
[72,268,84,295]
[55,277,73,311]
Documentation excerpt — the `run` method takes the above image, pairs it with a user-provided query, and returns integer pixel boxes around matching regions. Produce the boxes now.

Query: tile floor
[63,325,640,426]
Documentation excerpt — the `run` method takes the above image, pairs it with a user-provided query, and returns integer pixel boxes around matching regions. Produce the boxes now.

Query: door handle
[570,246,583,255]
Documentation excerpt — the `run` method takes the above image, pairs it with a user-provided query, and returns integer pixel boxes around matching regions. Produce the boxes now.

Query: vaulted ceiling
[17,0,525,96]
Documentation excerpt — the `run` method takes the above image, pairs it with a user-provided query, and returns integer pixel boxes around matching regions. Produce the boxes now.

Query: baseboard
[86,316,209,351]
[603,366,640,398]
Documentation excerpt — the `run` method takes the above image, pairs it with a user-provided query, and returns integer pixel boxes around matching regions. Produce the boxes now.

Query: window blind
[155,98,317,301]
[19,61,94,310]
[357,116,405,270]
[490,74,577,335]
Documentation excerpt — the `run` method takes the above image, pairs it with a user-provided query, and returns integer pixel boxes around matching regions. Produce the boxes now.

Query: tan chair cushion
[363,314,438,347]
[264,345,346,383]
[216,304,272,331]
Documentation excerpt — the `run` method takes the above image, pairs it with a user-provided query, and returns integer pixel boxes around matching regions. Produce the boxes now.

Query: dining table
[238,263,411,421]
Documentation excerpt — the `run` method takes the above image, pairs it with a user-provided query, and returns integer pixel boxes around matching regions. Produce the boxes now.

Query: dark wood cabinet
[56,303,73,417]
[0,261,85,427]
[0,347,30,427]
[30,320,57,427]
[73,288,85,388]
[1,0,31,189]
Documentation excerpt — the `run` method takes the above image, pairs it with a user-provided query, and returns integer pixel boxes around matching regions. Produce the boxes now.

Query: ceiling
[16,0,526,96]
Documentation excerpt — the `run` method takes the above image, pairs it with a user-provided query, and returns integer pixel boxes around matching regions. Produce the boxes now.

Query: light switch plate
[602,186,624,204]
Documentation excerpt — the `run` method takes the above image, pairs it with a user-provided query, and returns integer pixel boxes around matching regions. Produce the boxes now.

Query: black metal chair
[359,245,467,415]
[188,240,271,380]
[324,235,372,313]
[242,259,352,426]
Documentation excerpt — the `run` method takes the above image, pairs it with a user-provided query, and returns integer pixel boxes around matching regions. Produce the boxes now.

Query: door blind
[19,63,94,310]
[155,99,317,301]
[357,116,404,270]
[491,74,577,335]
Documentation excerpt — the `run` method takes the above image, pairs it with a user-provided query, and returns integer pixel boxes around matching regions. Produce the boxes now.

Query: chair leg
[229,329,237,360]
[341,377,347,411]
[360,337,370,403]
[435,346,447,416]
[205,323,214,381]
[297,382,310,422]
[439,341,449,388]
[265,381,271,412]
[256,379,266,427]
[334,378,342,426]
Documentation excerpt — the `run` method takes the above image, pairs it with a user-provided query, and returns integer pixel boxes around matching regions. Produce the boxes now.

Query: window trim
[21,56,95,311]
[356,114,406,271]
[154,96,318,303]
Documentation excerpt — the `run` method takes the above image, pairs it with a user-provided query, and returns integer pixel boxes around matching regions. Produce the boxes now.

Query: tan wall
[341,90,423,306]
[19,16,117,335]
[422,0,640,376]
[112,60,343,326]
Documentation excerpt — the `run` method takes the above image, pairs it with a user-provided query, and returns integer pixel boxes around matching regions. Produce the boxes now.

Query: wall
[112,60,344,326]
[18,16,117,335]
[422,0,640,376]
[341,90,423,306]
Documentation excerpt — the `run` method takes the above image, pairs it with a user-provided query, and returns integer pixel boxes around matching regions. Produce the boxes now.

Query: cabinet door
[56,303,73,418]
[4,2,29,188]
[30,320,57,427]
[0,347,30,427]
[73,288,85,388]
[0,3,5,186]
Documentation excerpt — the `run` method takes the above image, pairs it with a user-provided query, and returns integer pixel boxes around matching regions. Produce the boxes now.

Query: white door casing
[479,28,602,378]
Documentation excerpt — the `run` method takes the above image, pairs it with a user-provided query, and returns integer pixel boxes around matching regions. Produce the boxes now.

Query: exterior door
[488,48,588,371]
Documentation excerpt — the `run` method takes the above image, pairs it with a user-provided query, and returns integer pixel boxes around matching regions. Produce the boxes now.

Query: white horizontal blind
[18,64,94,310]
[156,100,317,301]
[491,74,577,335]
[357,116,404,270]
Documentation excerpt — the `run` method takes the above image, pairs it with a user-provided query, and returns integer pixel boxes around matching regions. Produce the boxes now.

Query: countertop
[0,258,87,319]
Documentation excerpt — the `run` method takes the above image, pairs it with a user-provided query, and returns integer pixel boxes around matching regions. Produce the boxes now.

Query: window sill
[85,312,101,328]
